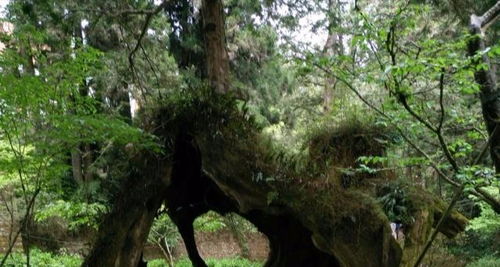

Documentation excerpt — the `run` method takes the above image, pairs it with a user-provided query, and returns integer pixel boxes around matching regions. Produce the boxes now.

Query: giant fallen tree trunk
[84,0,469,265]
[83,93,468,267]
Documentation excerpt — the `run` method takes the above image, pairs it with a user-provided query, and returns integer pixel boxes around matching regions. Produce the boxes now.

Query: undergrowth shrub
[466,255,500,267]
[175,257,262,267]
[1,249,82,266]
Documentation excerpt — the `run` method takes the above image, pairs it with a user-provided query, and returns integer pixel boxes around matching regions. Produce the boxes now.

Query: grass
[1,251,262,267]
[149,257,263,267]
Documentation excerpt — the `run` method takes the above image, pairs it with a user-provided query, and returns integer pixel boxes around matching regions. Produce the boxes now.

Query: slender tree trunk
[322,0,344,113]
[71,149,84,185]
[322,31,336,113]
[71,23,89,186]
[158,238,175,267]
[83,143,93,183]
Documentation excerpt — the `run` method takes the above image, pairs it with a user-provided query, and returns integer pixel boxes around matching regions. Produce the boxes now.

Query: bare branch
[0,189,40,267]
[128,1,169,64]
[127,1,169,103]
[308,60,461,187]
[139,43,163,99]
[70,8,162,17]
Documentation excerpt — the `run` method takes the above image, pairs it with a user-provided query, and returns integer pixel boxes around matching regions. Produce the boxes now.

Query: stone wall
[173,230,268,261]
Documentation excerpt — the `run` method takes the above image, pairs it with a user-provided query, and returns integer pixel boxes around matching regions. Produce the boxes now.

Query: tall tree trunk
[71,23,91,186]
[71,149,83,185]
[468,1,500,171]
[467,2,500,214]
[201,0,230,94]
[322,32,337,113]
[84,1,233,266]
[322,0,344,113]
[83,143,93,183]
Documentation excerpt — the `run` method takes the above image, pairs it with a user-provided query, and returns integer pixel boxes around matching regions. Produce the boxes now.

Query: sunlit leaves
[35,200,107,230]
[0,24,160,222]
[449,139,473,158]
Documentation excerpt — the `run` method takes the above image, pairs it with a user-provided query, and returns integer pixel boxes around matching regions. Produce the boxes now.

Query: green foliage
[149,212,181,247]
[377,184,415,225]
[193,211,227,233]
[458,167,497,189]
[466,255,500,267]
[224,213,258,234]
[447,188,499,261]
[467,188,500,234]
[35,200,106,230]
[0,249,82,267]
[449,230,500,261]
[0,11,163,262]
[1,0,499,265]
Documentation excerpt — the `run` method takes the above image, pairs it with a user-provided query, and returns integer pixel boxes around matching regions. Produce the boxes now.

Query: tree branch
[475,0,500,30]
[473,187,500,213]
[437,70,446,132]
[128,1,168,66]
[308,60,461,187]
[127,0,169,103]
[70,8,162,17]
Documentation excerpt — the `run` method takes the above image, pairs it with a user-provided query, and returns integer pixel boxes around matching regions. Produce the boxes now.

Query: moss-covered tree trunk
[197,130,403,267]
[400,210,433,267]
[82,153,171,267]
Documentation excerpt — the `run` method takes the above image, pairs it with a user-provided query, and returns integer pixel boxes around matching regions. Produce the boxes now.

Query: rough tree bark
[201,0,230,94]
[71,149,83,185]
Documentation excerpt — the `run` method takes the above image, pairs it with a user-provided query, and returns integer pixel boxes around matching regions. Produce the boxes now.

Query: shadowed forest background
[0,0,499,266]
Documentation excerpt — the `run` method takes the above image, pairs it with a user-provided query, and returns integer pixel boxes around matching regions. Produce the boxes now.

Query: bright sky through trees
[0,0,7,17]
